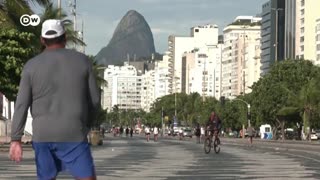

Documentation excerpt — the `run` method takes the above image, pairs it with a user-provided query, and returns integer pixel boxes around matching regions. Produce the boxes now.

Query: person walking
[200,126,205,143]
[9,19,100,180]
[247,126,255,146]
[120,126,124,137]
[195,124,201,144]
[130,127,134,138]
[153,126,159,142]
[125,127,129,137]
[145,126,150,142]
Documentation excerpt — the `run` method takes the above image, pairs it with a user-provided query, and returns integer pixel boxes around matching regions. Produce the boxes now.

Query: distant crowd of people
[112,126,134,137]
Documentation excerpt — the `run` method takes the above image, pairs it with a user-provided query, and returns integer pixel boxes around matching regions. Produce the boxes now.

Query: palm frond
[277,107,299,116]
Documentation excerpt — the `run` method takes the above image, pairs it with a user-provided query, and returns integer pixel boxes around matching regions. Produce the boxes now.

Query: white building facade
[182,44,222,100]
[296,0,320,64]
[168,24,219,94]
[102,63,142,112]
[222,17,261,99]
[140,70,155,112]
[140,57,170,112]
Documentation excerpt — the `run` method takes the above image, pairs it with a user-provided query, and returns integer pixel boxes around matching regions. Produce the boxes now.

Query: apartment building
[182,44,222,99]
[167,24,219,94]
[140,70,155,112]
[140,56,171,112]
[222,16,261,99]
[296,0,320,65]
[102,63,142,112]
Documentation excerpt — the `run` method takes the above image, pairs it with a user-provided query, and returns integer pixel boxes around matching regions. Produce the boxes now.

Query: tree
[88,55,107,89]
[250,59,320,139]
[283,76,320,139]
[0,29,35,100]
[0,1,86,100]
[0,0,50,30]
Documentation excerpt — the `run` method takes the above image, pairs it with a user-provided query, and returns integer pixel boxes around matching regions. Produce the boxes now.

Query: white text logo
[20,14,41,26]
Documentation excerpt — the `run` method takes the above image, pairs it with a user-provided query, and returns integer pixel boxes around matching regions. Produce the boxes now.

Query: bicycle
[204,128,220,154]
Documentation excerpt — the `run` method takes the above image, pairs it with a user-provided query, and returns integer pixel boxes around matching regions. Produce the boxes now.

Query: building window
[301,27,304,33]
[195,29,199,32]
[300,36,304,42]
[317,44,320,51]
[301,0,305,6]
[301,45,304,52]
[317,55,320,61]
[301,9,305,16]
[316,34,320,41]
[301,18,305,25]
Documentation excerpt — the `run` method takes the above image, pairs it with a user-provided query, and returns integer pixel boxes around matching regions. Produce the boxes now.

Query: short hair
[42,32,66,46]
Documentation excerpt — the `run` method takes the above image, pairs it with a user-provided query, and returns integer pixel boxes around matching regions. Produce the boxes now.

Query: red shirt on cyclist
[206,111,222,134]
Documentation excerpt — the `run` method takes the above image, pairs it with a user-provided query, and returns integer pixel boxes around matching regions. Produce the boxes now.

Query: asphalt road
[1,134,320,179]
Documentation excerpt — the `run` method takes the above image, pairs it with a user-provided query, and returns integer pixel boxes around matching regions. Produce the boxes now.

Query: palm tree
[284,77,320,139]
[0,1,84,52]
[39,3,85,47]
[87,55,107,89]
[0,0,49,30]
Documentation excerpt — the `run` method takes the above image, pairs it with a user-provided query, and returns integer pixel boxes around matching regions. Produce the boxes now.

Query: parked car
[183,129,193,138]
[310,132,318,140]
[315,130,320,139]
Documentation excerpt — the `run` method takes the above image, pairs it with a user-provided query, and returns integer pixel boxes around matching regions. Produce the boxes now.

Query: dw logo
[20,14,41,26]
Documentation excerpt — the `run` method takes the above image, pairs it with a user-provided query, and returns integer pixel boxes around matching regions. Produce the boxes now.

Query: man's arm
[87,60,101,128]
[11,68,32,142]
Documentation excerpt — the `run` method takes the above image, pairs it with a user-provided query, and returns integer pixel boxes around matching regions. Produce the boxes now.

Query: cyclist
[206,111,222,142]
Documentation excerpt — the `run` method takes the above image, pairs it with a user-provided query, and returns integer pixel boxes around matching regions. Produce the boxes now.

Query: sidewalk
[222,137,320,152]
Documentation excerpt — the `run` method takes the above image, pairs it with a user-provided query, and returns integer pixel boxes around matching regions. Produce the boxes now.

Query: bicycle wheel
[214,138,220,154]
[204,137,211,154]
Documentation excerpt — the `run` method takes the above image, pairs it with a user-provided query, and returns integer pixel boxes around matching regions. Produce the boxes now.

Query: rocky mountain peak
[95,10,156,66]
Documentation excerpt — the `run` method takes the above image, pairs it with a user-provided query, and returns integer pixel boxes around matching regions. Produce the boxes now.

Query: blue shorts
[32,142,95,180]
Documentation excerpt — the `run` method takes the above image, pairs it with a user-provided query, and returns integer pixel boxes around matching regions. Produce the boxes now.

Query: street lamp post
[174,75,179,117]
[161,107,164,137]
[231,98,251,138]
[57,0,61,17]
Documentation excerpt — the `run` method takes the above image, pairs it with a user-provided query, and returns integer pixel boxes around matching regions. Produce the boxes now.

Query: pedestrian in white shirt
[145,126,150,142]
[201,126,205,143]
[154,126,159,142]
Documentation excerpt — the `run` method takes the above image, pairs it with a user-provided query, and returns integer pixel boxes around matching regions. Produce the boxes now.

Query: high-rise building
[140,70,155,112]
[140,57,170,112]
[102,63,142,112]
[316,18,320,64]
[168,36,194,94]
[296,0,320,65]
[167,24,219,94]
[222,16,261,99]
[182,44,222,100]
[261,0,296,76]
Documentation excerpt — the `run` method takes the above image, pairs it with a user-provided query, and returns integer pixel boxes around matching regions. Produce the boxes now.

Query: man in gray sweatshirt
[9,19,100,180]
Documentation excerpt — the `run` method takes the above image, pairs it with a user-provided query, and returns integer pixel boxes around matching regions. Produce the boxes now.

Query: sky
[39,0,267,56]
